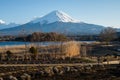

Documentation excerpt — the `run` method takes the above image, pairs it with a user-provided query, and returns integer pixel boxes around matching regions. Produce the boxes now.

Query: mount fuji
[0,10,105,36]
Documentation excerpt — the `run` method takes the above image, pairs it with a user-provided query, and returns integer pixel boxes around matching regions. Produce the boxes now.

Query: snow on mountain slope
[0,20,5,24]
[0,10,108,36]
[30,10,80,24]
[0,22,105,36]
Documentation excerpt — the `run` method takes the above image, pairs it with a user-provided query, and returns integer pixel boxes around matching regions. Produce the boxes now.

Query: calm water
[0,41,62,46]
[0,41,96,46]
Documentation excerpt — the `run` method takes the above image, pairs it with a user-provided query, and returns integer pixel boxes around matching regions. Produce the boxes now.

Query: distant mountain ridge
[0,23,19,30]
[0,10,114,36]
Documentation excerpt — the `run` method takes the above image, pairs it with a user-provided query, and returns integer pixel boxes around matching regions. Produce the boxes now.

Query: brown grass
[0,41,81,58]
[62,41,80,57]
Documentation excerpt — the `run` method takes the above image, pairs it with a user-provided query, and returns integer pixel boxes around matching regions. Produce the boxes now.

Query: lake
[0,41,96,47]
[0,41,62,47]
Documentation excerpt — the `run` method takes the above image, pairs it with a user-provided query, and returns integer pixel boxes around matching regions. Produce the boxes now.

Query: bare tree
[100,27,117,44]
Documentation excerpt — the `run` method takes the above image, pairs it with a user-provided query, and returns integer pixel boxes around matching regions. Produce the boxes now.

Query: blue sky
[0,0,120,28]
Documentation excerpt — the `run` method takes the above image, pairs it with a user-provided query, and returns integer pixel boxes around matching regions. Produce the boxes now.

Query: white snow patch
[30,10,80,24]
[0,20,5,24]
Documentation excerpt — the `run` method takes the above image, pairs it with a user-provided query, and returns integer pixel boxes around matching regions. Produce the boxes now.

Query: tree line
[68,27,120,42]
[0,27,120,42]
[14,32,69,42]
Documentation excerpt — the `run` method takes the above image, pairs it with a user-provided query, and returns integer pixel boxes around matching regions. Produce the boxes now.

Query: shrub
[29,46,38,60]
[6,50,13,61]
[62,41,80,58]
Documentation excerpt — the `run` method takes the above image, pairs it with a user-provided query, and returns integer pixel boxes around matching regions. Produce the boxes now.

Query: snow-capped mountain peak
[30,10,80,24]
[0,20,6,24]
[0,10,108,36]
